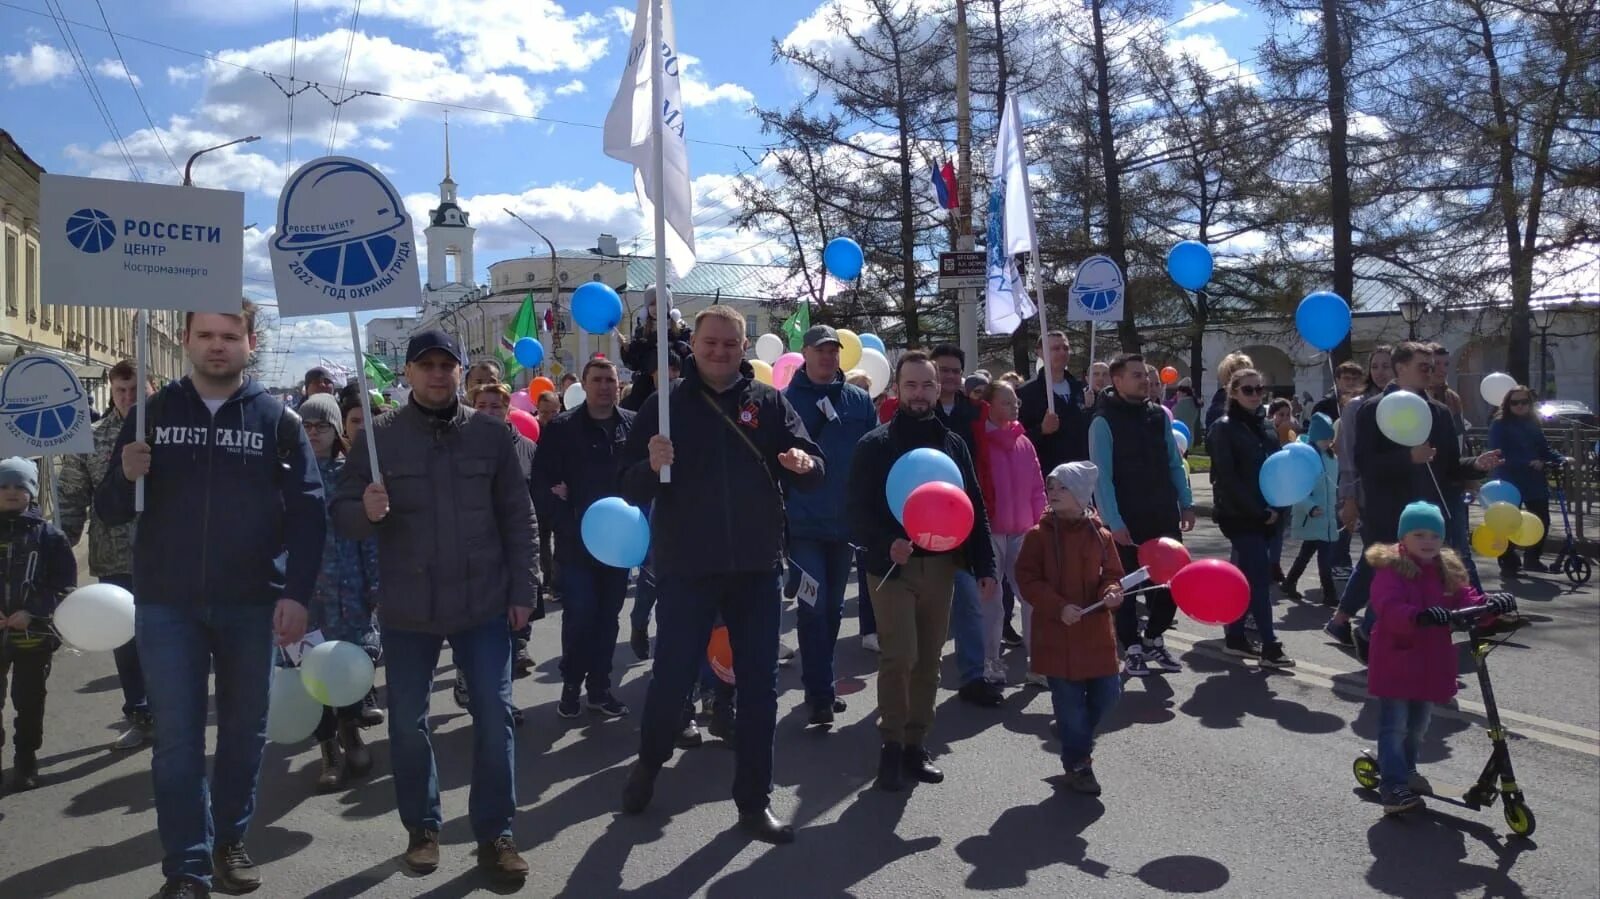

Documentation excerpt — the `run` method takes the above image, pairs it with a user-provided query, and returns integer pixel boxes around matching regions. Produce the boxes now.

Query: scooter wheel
[1504,800,1536,837]
[1353,755,1380,790]
[1564,556,1592,586]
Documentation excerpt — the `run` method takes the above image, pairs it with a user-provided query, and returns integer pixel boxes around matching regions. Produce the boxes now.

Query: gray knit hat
[1047,461,1098,507]
[299,394,344,438]
[0,457,40,498]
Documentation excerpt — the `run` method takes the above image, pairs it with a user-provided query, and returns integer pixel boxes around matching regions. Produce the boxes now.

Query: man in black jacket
[532,358,635,720]
[849,351,998,792]
[1018,330,1090,477]
[617,305,824,844]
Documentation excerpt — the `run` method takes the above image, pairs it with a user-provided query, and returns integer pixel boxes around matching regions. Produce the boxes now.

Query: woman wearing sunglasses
[1488,386,1569,575]
[1205,369,1295,667]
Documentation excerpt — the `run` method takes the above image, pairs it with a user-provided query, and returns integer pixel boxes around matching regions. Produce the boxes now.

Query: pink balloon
[1169,559,1249,626]
[773,352,804,389]
[510,390,535,414]
[1162,404,1174,422]
[508,408,541,443]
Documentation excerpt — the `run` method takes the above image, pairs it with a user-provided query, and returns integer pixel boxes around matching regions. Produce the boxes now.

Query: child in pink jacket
[977,381,1047,685]
[1365,501,1510,816]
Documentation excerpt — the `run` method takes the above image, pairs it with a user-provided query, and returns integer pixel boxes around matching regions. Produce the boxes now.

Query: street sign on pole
[939,251,986,291]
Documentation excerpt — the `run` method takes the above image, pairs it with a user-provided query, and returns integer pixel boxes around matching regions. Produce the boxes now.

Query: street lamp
[504,209,562,367]
[1397,296,1427,340]
[182,135,261,186]
[1532,305,1558,397]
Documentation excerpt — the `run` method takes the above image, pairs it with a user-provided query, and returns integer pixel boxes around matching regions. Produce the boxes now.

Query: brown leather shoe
[477,836,529,883]
[402,829,440,874]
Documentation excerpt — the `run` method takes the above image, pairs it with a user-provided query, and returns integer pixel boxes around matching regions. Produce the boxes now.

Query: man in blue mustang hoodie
[96,301,326,899]
[617,305,824,845]
[783,325,876,727]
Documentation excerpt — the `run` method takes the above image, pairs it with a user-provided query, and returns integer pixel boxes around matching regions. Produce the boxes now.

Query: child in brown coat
[1016,461,1125,795]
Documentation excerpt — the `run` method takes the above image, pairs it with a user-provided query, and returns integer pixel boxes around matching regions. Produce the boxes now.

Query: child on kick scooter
[1364,501,1512,815]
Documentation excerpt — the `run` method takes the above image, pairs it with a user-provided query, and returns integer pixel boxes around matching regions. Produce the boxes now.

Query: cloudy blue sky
[2,0,1263,385]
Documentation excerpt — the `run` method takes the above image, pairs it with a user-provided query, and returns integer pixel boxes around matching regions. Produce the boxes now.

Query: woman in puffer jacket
[977,381,1047,684]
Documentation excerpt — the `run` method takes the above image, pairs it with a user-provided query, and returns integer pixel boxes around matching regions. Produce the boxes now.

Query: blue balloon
[571,282,624,334]
[514,337,544,369]
[1479,479,1521,508]
[859,333,886,354]
[823,237,864,280]
[886,448,962,524]
[1295,291,1352,351]
[1166,240,1214,291]
[1259,449,1319,508]
[1283,440,1324,482]
[581,497,651,568]
[1171,420,1193,446]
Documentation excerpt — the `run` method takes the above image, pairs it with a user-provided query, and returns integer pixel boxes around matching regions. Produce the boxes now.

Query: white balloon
[301,640,377,708]
[669,308,682,322]
[1479,372,1516,407]
[1376,389,1432,447]
[1172,429,1189,455]
[267,668,323,744]
[755,333,785,365]
[54,583,134,652]
[563,382,586,410]
[857,348,893,399]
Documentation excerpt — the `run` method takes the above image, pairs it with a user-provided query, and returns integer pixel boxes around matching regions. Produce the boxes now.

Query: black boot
[339,719,372,778]
[708,698,736,742]
[316,740,345,793]
[876,742,904,792]
[738,807,795,844]
[9,751,38,792]
[902,744,945,784]
[621,762,660,815]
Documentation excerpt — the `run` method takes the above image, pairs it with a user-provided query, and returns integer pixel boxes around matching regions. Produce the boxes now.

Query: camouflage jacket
[57,407,134,577]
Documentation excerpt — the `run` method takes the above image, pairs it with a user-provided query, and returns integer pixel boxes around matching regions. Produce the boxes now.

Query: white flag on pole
[605,0,697,277]
[984,96,1038,335]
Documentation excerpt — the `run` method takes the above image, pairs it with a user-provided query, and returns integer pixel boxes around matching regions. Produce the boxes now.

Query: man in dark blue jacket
[532,357,636,720]
[97,302,325,899]
[617,305,824,845]
[783,325,876,727]
[1017,331,1090,477]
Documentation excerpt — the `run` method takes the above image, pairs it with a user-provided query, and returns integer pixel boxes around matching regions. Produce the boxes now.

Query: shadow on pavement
[1178,648,1347,735]
[1135,854,1232,893]
[954,788,1107,889]
[1363,798,1535,898]
[73,673,122,695]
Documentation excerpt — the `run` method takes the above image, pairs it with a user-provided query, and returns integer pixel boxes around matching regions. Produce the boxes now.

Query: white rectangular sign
[40,174,244,312]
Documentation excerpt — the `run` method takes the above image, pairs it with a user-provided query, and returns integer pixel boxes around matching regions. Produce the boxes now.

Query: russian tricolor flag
[931,159,959,209]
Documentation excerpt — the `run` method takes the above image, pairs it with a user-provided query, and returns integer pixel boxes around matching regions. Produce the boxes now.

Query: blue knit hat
[1398,501,1445,538]
[0,457,39,498]
[1306,412,1335,445]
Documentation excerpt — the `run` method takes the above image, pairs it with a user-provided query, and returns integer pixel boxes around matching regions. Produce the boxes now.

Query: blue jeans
[638,568,781,813]
[949,569,984,686]
[631,562,657,631]
[1445,492,1483,592]
[790,539,854,706]
[385,617,516,843]
[855,550,876,637]
[559,563,630,695]
[1048,675,1121,767]
[103,574,147,716]
[136,603,275,886]
[1338,526,1381,631]
[1377,698,1433,793]
[1224,532,1277,644]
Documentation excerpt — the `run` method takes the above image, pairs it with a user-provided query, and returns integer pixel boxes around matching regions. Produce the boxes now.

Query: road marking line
[1162,629,1600,758]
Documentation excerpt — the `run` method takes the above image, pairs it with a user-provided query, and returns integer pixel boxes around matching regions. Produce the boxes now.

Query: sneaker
[1324,618,1354,646]
[1122,645,1151,677]
[1382,787,1424,815]
[358,688,385,727]
[708,703,736,741]
[861,633,880,653]
[808,701,836,727]
[557,683,582,719]
[452,677,469,711]
[1025,673,1047,688]
[159,878,210,898]
[1223,634,1261,659]
[1001,624,1024,648]
[958,679,1004,707]
[1260,641,1296,668]
[403,829,441,873]
[1143,638,1183,673]
[1407,772,1433,795]
[1331,566,1353,581]
[1281,583,1303,600]
[983,659,1007,685]
[475,836,529,884]
[512,642,535,680]
[112,710,154,750]
[586,692,630,718]
[675,721,703,749]
[1065,763,1102,796]
[630,626,651,661]
[212,842,261,893]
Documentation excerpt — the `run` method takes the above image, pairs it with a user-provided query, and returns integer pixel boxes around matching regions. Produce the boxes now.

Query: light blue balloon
[823,237,864,280]
[1166,240,1214,291]
[514,337,544,369]
[1283,440,1324,482]
[886,448,962,524]
[1260,449,1318,507]
[571,282,624,334]
[1295,291,1352,351]
[581,497,651,568]
[1479,479,1522,508]
[860,333,886,354]
[1171,420,1193,446]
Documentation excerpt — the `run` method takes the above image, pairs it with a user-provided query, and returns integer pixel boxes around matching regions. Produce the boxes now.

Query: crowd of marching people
[0,297,1565,897]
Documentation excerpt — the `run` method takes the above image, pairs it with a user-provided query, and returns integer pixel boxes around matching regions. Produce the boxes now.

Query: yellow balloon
[1483,501,1522,536]
[836,328,863,370]
[1471,524,1509,557]
[1508,510,1545,548]
[750,359,774,385]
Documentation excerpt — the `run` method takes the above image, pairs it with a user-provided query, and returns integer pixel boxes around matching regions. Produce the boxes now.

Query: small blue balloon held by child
[1364,501,1505,816]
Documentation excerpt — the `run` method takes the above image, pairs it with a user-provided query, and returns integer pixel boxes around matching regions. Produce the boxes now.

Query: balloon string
[1426,462,1451,521]
[876,564,897,593]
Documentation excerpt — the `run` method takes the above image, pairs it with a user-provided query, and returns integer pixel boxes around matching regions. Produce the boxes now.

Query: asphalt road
[1,526,1596,898]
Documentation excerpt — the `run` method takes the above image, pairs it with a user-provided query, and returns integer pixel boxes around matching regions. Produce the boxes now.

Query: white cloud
[64,115,284,189]
[167,65,201,84]
[554,79,586,96]
[1164,33,1257,87]
[365,137,395,151]
[2,43,74,86]
[1171,1,1244,31]
[95,58,143,88]
[678,54,754,110]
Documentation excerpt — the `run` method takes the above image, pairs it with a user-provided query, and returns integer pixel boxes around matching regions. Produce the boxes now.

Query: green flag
[498,293,539,376]
[363,353,395,389]
[780,302,810,351]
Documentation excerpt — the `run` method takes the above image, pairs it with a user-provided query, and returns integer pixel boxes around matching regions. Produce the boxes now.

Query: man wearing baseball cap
[333,329,541,885]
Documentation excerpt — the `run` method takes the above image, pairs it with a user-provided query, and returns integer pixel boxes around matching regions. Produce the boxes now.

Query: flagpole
[651,0,672,484]
[134,309,148,511]
[347,312,382,486]
[1009,98,1053,415]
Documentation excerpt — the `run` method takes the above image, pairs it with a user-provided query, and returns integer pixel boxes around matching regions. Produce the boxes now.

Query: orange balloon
[1160,366,1180,385]
[528,376,556,398]
[707,625,735,685]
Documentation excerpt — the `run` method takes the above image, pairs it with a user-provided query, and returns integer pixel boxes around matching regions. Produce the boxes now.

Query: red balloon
[707,625,735,685]
[508,408,541,443]
[1160,366,1180,385]
[1137,537,1191,585]
[1169,559,1249,626]
[902,481,974,552]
